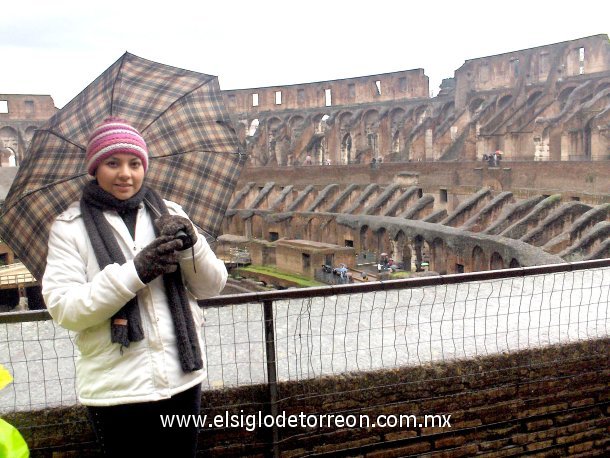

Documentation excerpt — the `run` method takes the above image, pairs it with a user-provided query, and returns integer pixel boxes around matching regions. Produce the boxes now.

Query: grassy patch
[390,271,412,279]
[237,265,325,287]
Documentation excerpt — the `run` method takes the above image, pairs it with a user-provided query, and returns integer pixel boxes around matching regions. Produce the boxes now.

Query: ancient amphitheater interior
[218,34,609,280]
[1,34,609,281]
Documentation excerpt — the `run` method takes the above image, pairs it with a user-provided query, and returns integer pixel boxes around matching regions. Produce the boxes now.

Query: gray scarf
[80,181,203,373]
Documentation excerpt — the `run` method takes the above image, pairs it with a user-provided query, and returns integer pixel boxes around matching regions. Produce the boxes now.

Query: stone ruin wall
[225,161,610,274]
[0,94,57,166]
[222,34,610,166]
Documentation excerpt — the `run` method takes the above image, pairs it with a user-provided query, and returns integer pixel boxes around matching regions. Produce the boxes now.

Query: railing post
[263,299,280,458]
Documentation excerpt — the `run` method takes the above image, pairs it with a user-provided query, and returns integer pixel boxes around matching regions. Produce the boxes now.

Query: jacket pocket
[74,322,114,357]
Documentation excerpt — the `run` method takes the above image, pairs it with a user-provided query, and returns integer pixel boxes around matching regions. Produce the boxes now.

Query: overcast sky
[2,0,609,108]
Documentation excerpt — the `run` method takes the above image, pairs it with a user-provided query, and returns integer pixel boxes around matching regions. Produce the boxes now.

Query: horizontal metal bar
[2,258,608,323]
[198,258,610,307]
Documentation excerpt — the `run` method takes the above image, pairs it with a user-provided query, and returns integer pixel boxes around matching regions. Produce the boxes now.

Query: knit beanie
[85,117,149,175]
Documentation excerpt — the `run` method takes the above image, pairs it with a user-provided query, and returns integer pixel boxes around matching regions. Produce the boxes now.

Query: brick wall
[237,161,610,202]
[7,338,609,457]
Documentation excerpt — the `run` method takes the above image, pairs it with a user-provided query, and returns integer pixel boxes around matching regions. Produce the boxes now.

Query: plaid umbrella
[0,52,245,280]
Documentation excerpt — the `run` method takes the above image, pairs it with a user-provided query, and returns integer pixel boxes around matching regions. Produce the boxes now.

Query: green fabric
[0,418,29,458]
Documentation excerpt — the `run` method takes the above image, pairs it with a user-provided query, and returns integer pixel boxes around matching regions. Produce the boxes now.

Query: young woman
[42,117,228,457]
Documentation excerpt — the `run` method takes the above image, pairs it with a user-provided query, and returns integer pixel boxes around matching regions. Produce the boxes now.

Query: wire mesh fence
[1,260,608,416]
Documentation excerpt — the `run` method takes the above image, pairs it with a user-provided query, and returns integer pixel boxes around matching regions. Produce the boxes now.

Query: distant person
[305,154,313,165]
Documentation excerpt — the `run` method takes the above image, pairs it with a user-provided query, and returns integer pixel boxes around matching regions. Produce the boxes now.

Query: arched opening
[509,258,520,268]
[526,91,543,106]
[393,231,410,270]
[414,105,428,124]
[430,238,447,274]
[0,126,19,163]
[0,147,16,167]
[584,119,592,159]
[440,102,454,123]
[498,95,513,108]
[558,86,576,110]
[412,235,424,271]
[469,98,485,115]
[248,119,259,136]
[472,246,487,272]
[375,227,388,258]
[341,133,353,164]
[359,225,370,254]
[490,252,504,270]
[392,131,401,156]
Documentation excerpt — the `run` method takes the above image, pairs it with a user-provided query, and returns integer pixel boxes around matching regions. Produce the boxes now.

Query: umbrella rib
[140,75,217,134]
[110,53,129,116]
[36,129,86,151]
[0,172,88,216]
[150,148,244,159]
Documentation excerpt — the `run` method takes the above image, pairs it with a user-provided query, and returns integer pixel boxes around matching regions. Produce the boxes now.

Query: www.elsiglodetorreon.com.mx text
[160,411,452,432]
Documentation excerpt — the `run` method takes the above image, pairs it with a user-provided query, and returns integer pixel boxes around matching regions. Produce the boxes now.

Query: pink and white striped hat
[85,117,149,175]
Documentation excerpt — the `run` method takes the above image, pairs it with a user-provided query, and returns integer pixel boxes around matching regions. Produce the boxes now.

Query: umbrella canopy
[0,52,245,280]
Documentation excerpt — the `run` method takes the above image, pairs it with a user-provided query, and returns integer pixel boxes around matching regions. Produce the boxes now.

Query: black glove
[154,215,197,251]
[133,235,183,283]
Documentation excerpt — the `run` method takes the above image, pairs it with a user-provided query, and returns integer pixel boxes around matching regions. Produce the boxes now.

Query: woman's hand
[133,235,183,283]
[154,215,197,251]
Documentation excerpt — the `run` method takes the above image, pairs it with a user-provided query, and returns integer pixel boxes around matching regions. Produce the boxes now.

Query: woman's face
[95,154,145,200]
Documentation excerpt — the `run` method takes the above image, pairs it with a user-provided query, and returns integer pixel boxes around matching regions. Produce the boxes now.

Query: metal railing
[1,258,608,415]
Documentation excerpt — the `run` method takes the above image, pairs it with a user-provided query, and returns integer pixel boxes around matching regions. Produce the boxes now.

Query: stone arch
[440,101,454,121]
[309,136,327,164]
[430,237,447,274]
[595,81,610,93]
[324,218,339,245]
[558,86,576,109]
[0,126,19,159]
[469,97,485,114]
[0,147,16,167]
[248,119,259,136]
[472,246,487,272]
[341,133,353,164]
[363,109,380,127]
[338,111,354,129]
[414,104,428,124]
[24,125,37,150]
[490,252,504,270]
[267,117,282,131]
[526,91,543,106]
[251,215,264,239]
[288,115,305,130]
[306,216,324,242]
[390,107,406,129]
[392,130,401,156]
[266,117,282,165]
[374,227,389,257]
[392,230,410,270]
[509,258,520,268]
[584,118,593,159]
[412,235,425,271]
[313,113,330,134]
[359,224,370,253]
[498,94,513,108]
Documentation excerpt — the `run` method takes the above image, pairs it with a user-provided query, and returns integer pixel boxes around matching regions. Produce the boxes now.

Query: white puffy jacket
[42,200,227,406]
